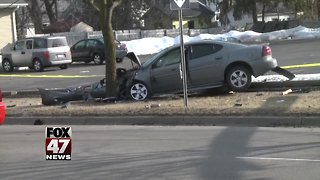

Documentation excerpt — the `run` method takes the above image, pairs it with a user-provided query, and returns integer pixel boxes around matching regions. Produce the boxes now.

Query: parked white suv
[2,36,72,72]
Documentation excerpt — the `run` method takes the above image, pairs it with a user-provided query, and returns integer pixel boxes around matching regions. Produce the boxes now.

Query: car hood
[125,52,141,68]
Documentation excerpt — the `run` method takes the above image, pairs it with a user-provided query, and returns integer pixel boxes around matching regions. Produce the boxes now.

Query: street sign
[170,0,190,10]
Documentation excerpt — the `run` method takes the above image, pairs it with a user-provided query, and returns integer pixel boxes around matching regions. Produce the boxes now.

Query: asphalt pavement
[1,126,320,180]
[1,39,320,92]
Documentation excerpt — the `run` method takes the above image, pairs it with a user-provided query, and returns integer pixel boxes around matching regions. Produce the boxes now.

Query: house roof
[0,0,28,8]
[145,0,215,20]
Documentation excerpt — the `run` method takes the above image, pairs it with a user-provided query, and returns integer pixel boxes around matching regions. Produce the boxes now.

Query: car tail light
[262,46,272,57]
[0,89,2,102]
[43,51,50,60]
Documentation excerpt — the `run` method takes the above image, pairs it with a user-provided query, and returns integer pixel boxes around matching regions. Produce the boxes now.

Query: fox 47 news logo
[45,127,72,160]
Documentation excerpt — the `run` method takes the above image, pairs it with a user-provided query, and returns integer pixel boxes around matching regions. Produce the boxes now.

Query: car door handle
[170,68,178,71]
[21,51,25,54]
[215,57,222,60]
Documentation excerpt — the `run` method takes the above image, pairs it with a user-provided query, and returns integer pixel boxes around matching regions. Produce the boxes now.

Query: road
[0,39,320,91]
[1,125,320,180]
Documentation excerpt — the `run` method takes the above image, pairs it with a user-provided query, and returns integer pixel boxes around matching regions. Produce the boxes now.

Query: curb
[3,116,320,127]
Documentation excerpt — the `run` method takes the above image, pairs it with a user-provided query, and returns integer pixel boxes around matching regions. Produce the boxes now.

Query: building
[0,0,28,53]
[143,0,215,30]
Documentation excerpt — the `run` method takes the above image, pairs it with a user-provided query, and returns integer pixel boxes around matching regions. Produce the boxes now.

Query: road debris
[234,103,242,107]
[145,104,161,109]
[282,89,293,95]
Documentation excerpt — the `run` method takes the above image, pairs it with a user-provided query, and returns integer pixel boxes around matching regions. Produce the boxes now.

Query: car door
[71,40,88,61]
[188,43,225,87]
[11,40,26,66]
[86,39,103,57]
[150,48,183,94]
[23,39,34,66]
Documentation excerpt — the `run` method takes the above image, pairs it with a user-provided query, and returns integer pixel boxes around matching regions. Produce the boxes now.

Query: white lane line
[236,156,320,162]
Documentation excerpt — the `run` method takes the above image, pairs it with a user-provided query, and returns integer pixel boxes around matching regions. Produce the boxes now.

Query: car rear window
[48,38,68,48]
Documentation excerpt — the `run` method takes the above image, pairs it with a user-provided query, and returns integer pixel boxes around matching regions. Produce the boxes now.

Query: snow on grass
[253,74,320,82]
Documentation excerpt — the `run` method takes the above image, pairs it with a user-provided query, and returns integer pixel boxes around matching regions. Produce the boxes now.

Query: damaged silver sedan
[40,40,295,105]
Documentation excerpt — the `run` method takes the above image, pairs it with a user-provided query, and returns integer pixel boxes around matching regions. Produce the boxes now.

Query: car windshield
[48,38,68,48]
[141,46,176,68]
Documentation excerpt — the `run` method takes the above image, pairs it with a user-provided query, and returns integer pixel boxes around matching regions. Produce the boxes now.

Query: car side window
[190,44,223,60]
[87,40,98,48]
[34,39,47,49]
[26,40,33,49]
[153,48,181,68]
[14,41,25,50]
[74,40,86,50]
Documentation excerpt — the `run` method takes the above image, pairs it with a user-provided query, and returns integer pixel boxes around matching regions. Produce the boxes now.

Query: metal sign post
[178,9,188,107]
[170,0,190,108]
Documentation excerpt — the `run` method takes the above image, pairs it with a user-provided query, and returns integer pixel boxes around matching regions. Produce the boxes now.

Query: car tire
[226,66,252,91]
[33,59,44,72]
[129,82,150,101]
[59,64,68,69]
[92,53,103,65]
[2,59,14,72]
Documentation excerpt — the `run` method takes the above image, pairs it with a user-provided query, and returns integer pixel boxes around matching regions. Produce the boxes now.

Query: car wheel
[2,59,14,72]
[226,66,252,91]
[59,64,68,69]
[92,53,103,65]
[129,82,150,101]
[33,59,44,72]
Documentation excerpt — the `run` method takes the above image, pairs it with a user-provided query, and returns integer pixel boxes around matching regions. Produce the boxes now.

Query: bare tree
[43,0,58,24]
[25,0,43,33]
[88,0,122,98]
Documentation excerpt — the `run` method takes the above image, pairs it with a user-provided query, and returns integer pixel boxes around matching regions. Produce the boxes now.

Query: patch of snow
[253,74,320,82]
[123,25,320,55]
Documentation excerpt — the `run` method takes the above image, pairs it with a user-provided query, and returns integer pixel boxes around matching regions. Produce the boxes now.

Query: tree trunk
[100,9,118,98]
[26,0,43,33]
[44,0,57,24]
[89,0,121,98]
[317,0,320,20]
[251,1,258,24]
[262,2,266,22]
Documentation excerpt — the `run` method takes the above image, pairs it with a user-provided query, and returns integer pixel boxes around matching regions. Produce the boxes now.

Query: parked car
[125,40,280,100]
[2,36,72,72]
[0,89,5,125]
[70,38,128,65]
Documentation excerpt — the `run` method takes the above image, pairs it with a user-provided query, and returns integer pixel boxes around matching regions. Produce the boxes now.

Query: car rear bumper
[44,59,72,66]
[251,58,278,77]
[0,102,5,125]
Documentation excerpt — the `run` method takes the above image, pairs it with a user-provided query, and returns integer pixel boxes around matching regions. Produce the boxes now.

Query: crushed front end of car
[39,52,141,105]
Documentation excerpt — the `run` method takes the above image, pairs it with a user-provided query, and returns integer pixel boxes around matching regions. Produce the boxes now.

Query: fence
[27,27,225,46]
[24,20,320,46]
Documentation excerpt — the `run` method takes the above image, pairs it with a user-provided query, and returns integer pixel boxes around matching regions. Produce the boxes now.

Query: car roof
[168,39,245,49]
[22,36,66,40]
